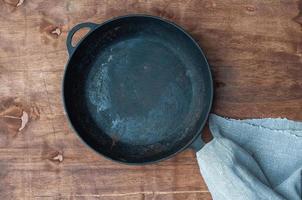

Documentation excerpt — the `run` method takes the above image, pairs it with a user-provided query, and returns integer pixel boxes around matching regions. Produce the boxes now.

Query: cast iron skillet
[63,15,213,164]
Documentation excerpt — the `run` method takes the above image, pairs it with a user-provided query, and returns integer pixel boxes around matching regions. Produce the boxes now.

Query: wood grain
[0,0,301,199]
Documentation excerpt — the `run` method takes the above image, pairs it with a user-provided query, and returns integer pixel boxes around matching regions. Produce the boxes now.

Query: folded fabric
[196,114,302,200]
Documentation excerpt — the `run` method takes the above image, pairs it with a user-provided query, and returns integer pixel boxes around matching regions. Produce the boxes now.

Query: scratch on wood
[16,0,24,7]
[18,110,28,131]
[3,0,24,7]
[40,18,62,40]
[1,110,28,132]
[0,97,31,137]
[41,73,58,141]
[245,5,256,12]
[51,27,61,36]
[52,153,64,162]
[0,97,40,134]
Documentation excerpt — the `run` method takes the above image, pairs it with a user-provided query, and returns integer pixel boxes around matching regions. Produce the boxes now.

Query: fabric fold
[197,114,302,200]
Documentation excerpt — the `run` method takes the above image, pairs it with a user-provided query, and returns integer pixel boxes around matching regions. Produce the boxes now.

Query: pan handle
[190,136,205,152]
[66,22,98,55]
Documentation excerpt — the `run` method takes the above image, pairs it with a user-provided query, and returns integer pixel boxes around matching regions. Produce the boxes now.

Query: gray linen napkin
[196,114,302,200]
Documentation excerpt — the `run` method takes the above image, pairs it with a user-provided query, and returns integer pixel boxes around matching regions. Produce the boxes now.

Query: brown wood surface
[0,0,301,199]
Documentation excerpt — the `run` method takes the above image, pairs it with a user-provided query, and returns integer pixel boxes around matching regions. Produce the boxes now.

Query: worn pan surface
[63,15,213,164]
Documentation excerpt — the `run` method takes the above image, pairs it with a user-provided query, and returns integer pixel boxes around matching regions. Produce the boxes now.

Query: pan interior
[64,16,211,163]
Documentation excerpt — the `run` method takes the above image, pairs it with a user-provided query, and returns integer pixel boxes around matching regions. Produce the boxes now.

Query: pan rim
[62,14,213,165]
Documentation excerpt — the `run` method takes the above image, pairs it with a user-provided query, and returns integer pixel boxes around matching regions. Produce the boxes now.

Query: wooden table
[0,0,301,199]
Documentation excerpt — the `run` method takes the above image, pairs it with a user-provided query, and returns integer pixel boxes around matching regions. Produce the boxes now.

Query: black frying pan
[63,15,213,164]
